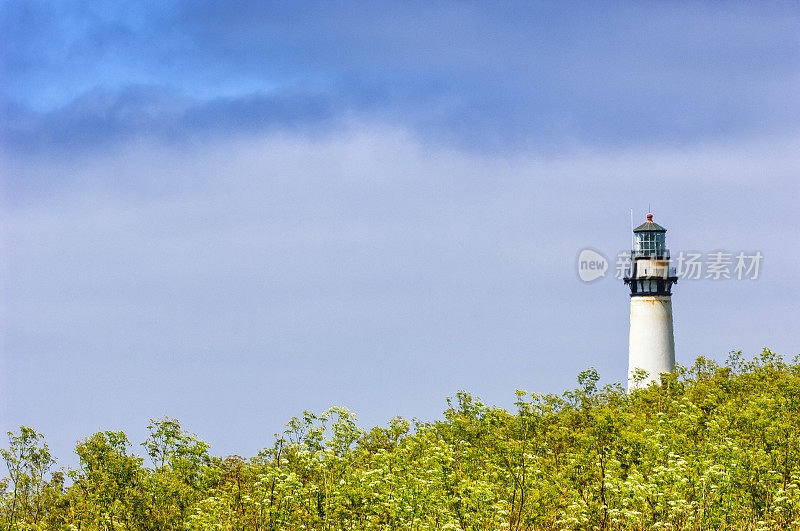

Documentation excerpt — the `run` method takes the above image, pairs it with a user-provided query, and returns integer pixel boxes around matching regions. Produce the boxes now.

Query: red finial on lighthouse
[646,213,653,221]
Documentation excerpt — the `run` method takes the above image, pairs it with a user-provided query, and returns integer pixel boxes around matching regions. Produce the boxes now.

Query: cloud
[0,86,344,158]
[3,1,799,156]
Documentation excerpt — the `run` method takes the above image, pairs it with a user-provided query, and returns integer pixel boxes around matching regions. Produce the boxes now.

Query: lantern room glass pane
[635,232,666,256]
[654,233,665,254]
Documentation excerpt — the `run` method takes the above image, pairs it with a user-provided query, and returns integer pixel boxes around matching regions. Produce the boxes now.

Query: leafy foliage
[2,349,799,529]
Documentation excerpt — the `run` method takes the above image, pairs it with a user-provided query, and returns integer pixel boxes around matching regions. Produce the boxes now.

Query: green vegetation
[2,349,799,530]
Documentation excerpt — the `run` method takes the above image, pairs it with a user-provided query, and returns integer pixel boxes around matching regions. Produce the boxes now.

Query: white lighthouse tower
[623,213,678,389]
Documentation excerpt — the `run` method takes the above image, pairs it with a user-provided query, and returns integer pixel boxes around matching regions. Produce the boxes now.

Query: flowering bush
[2,349,798,530]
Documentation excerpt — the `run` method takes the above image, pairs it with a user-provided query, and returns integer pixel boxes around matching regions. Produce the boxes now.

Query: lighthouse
[623,213,678,389]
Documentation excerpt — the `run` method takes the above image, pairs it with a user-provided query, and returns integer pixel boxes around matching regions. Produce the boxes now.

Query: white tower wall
[628,295,675,389]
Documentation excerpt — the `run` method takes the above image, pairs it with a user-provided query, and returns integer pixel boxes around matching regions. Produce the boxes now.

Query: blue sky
[1,1,799,466]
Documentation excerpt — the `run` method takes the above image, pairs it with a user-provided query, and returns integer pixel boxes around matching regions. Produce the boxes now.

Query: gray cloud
[3,1,799,159]
[0,87,339,157]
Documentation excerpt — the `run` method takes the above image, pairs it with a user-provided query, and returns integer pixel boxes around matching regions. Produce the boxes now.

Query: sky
[1,1,799,467]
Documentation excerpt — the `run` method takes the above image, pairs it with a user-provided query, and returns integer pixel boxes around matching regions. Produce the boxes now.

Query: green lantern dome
[633,213,666,233]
